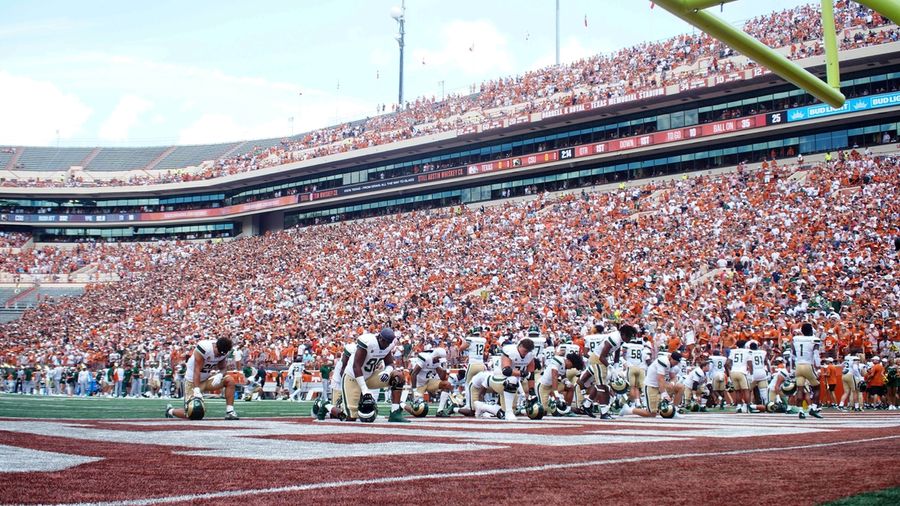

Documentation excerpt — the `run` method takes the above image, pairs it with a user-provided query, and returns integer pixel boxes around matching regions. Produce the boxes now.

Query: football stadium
[1,1,900,504]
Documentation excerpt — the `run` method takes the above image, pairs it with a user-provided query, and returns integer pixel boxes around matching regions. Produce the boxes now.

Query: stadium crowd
[1,152,898,412]
[1,2,896,189]
[0,231,29,250]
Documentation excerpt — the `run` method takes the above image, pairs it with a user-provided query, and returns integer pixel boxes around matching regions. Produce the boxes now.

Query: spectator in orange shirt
[667,335,682,354]
[824,358,841,407]
[866,357,887,407]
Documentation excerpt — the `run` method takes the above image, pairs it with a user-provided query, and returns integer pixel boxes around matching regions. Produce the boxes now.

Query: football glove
[379,366,394,383]
[192,387,203,399]
[661,391,671,402]
[209,373,224,388]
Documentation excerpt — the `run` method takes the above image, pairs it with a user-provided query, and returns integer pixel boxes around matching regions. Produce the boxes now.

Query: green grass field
[821,487,900,506]
[0,393,321,419]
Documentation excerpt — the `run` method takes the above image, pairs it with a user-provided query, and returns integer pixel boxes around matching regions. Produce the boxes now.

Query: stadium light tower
[391,1,406,107]
[555,0,560,66]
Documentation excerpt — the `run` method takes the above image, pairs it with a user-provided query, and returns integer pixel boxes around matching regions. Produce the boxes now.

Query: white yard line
[53,434,900,506]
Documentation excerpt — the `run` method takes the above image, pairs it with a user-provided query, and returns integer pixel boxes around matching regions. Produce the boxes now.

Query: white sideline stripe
[51,434,900,506]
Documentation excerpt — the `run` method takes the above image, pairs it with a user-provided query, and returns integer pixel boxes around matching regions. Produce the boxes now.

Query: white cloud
[0,71,92,145]
[98,95,152,141]
[411,19,514,78]
[178,114,245,145]
[528,36,605,71]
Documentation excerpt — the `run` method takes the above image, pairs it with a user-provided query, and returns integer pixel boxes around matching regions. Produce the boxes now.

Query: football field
[1,394,899,505]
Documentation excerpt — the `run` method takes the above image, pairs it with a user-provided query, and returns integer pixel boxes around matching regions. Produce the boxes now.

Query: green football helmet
[410,398,429,417]
[186,396,206,421]
[609,377,629,395]
[781,379,797,396]
[658,399,676,419]
[525,397,545,420]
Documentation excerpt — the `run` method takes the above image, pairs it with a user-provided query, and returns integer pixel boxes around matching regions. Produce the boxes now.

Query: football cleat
[599,412,613,420]
[225,410,239,421]
[799,411,807,419]
[164,403,174,419]
[388,408,410,423]
[581,399,596,418]
[495,408,506,420]
[810,409,823,419]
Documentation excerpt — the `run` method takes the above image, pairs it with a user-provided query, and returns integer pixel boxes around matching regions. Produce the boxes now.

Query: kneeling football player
[166,337,239,421]
[341,328,408,423]
[620,352,683,418]
[407,347,454,417]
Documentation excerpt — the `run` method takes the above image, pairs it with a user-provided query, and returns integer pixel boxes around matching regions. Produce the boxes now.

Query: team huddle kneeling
[166,322,847,423]
[313,324,689,423]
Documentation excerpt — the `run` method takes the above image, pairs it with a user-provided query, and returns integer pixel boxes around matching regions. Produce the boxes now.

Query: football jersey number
[754,356,764,367]
[473,343,485,357]
[363,357,380,373]
[716,361,724,370]
[629,348,642,360]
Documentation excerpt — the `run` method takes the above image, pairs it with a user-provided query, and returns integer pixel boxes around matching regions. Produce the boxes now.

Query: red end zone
[1,413,898,505]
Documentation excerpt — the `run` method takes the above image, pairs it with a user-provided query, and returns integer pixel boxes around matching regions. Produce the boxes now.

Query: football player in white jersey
[341,328,408,423]
[408,347,453,416]
[458,328,487,411]
[839,354,863,412]
[317,342,355,420]
[484,338,535,421]
[707,349,730,409]
[620,351,683,418]
[726,341,753,413]
[538,352,585,415]
[621,340,650,407]
[681,360,711,412]
[792,323,823,419]
[582,324,636,418]
[767,357,794,412]
[747,341,770,405]
[165,337,239,420]
[457,371,503,418]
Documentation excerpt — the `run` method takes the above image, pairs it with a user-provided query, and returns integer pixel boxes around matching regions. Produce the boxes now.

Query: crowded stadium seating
[0,152,897,372]
[0,2,896,188]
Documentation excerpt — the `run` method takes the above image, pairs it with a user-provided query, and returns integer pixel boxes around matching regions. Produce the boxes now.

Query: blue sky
[0,0,813,147]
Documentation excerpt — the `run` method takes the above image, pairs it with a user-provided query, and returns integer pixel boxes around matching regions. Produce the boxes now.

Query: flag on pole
[584,14,588,27]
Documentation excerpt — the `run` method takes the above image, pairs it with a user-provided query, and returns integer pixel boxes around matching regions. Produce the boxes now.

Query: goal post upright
[820,0,840,89]
[652,0,846,108]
